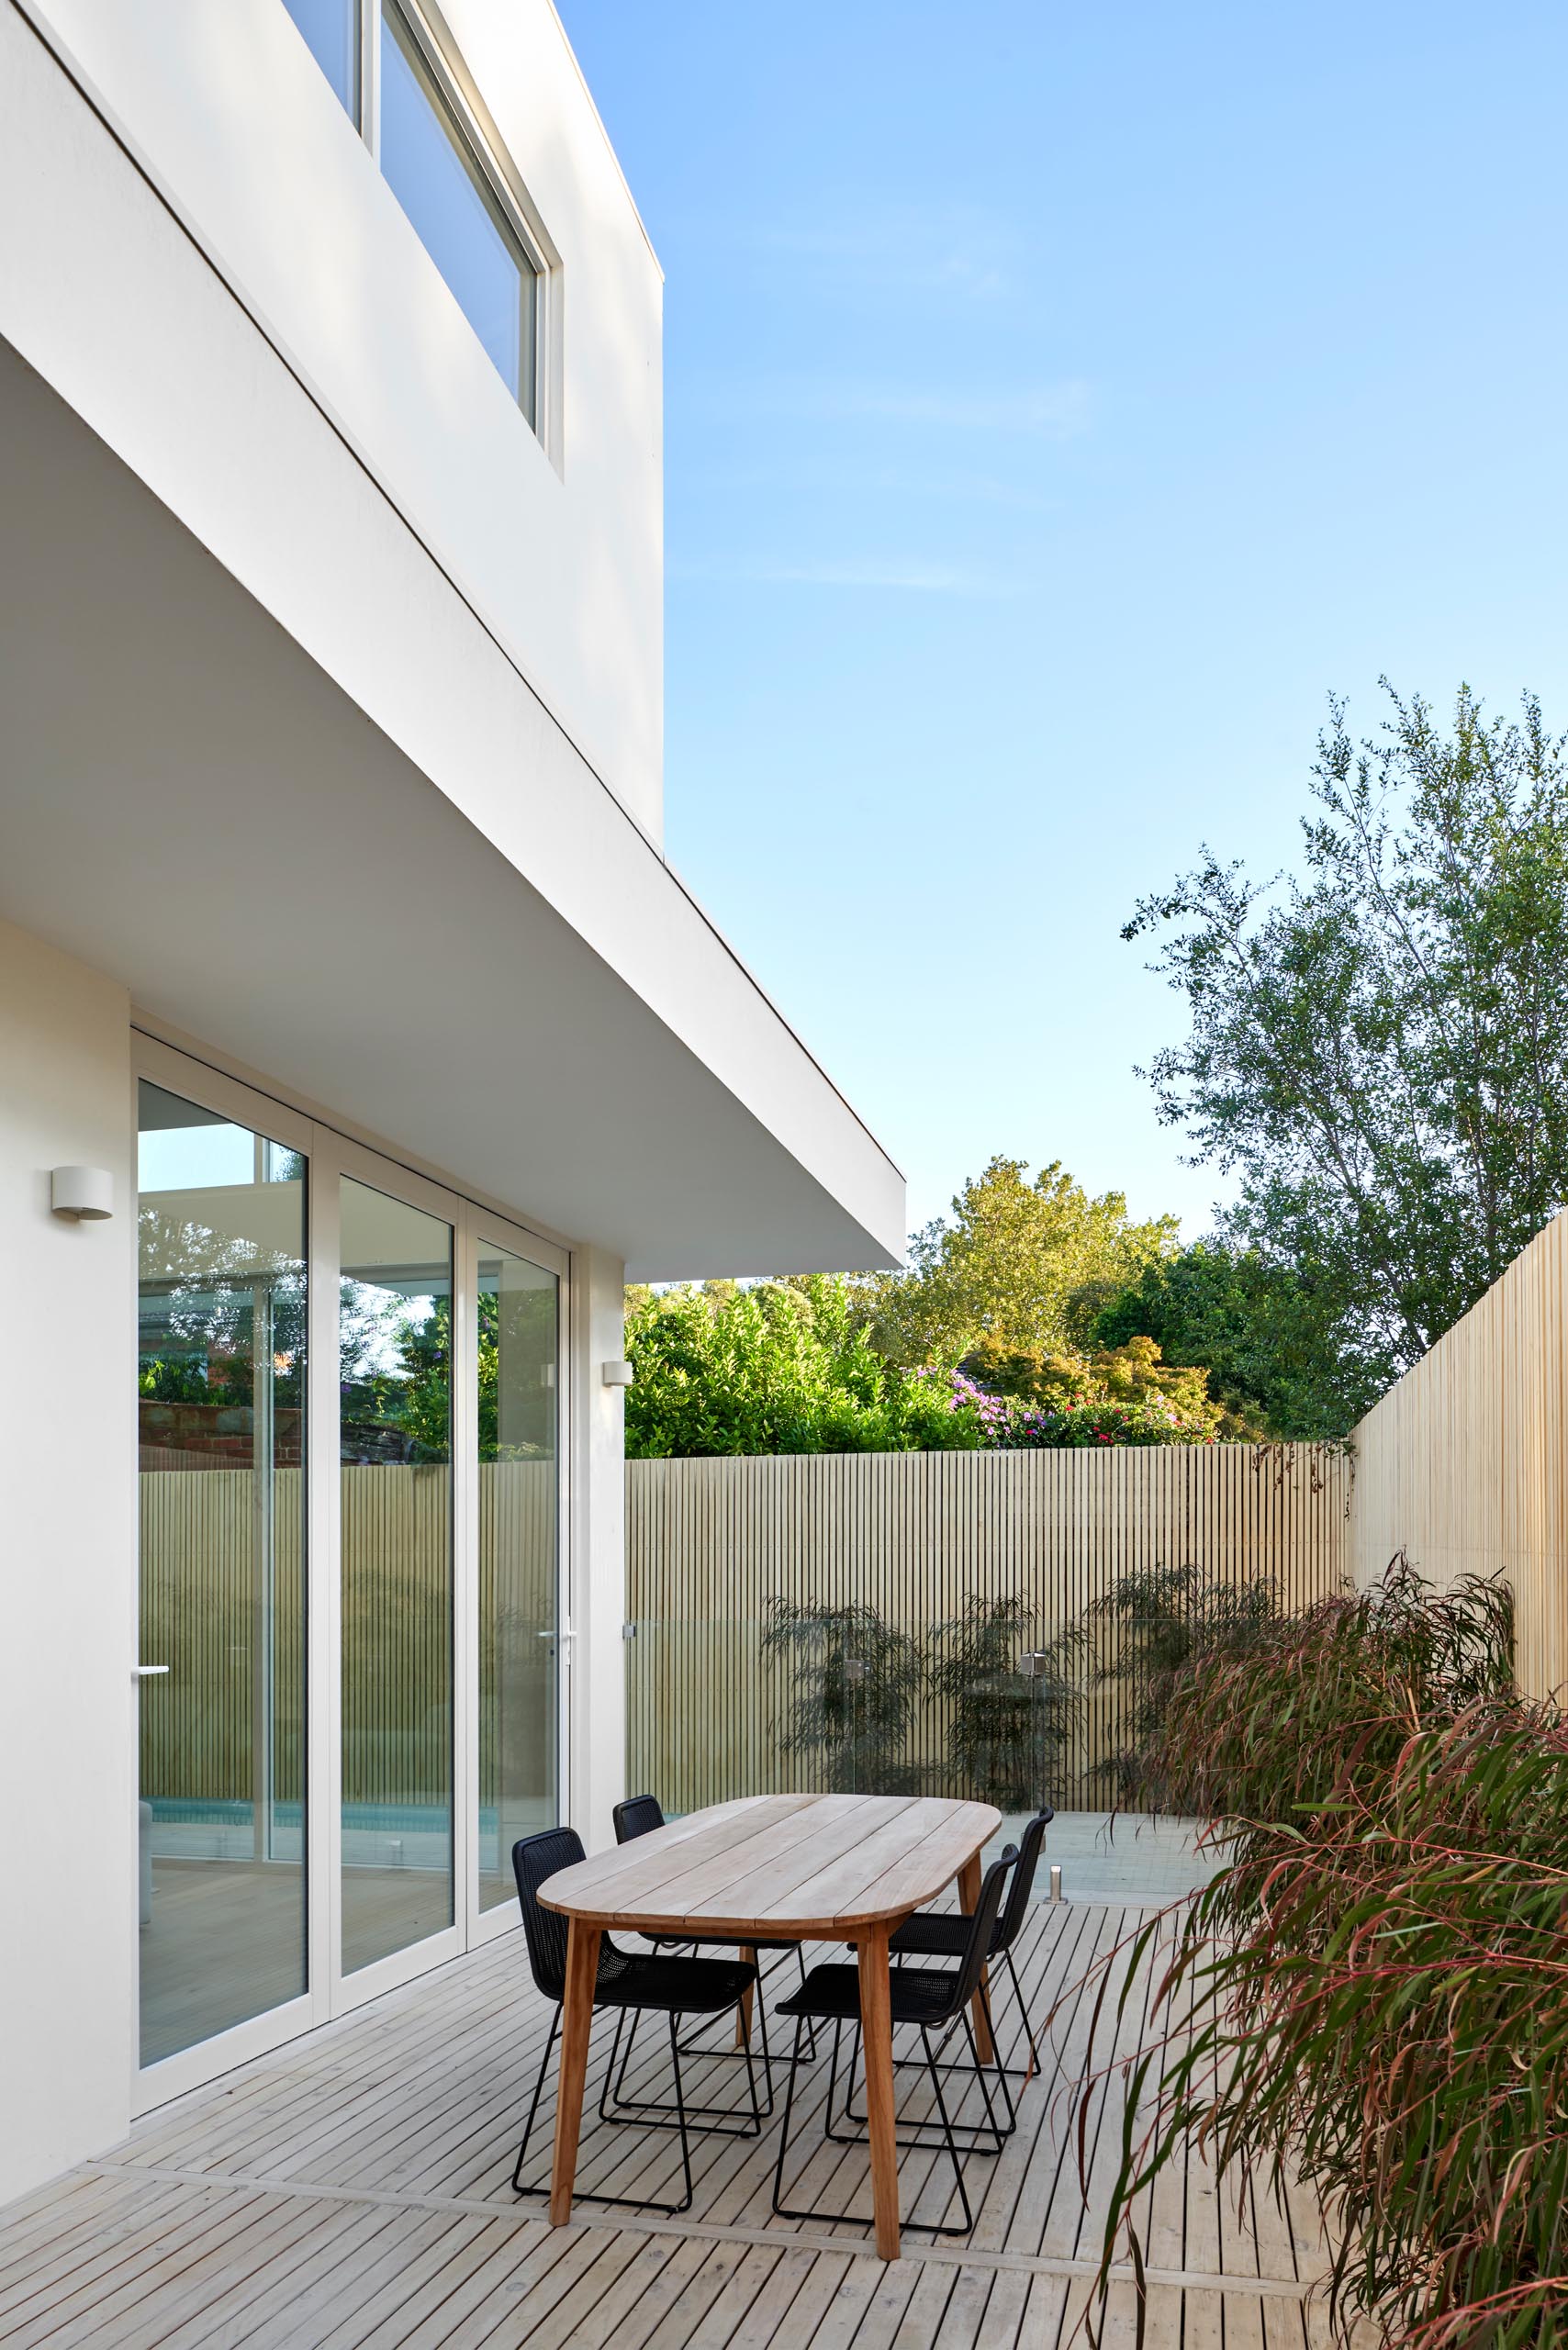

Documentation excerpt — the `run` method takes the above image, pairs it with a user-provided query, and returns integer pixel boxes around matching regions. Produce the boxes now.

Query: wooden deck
[0,1898,1344,2349]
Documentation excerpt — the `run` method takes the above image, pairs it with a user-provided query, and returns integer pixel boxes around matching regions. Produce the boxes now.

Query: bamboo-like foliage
[926,1594,1081,1809]
[760,1597,926,1795]
[1080,1561,1281,1802]
[1076,1558,1568,2348]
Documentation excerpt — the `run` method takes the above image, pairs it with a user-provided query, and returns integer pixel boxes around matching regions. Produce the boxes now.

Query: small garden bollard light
[1049,1864,1062,1902]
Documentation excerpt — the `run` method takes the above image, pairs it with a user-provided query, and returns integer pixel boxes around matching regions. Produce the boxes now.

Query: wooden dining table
[538,1790,1002,2260]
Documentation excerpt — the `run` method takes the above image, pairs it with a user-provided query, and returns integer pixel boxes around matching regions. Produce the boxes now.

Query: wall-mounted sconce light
[51,1166,114,1220]
[601,1360,634,1387]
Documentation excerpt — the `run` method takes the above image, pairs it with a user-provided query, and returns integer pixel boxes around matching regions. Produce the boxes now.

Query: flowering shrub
[928,1336,1224,1448]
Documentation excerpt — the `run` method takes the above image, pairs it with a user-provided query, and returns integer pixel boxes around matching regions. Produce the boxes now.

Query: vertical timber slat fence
[626,1443,1349,1814]
[1350,1208,1568,1702]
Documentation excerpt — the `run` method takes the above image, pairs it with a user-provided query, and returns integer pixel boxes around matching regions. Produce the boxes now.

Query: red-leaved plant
[1072,1557,1568,2348]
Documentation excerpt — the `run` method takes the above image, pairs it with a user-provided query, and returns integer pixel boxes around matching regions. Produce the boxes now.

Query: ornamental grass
[1077,1559,1568,2347]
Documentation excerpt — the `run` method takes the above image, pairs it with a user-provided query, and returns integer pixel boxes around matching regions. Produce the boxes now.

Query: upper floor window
[281,0,545,432]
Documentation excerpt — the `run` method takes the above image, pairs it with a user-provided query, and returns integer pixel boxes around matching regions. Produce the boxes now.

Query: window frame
[344,0,553,442]
[130,1031,572,2111]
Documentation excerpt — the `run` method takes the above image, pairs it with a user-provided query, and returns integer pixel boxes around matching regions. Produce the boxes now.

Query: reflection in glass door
[339,1179,454,1974]
[477,1240,560,1909]
[136,1081,308,2066]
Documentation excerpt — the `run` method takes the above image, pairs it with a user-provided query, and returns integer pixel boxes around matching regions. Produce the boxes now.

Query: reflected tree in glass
[136,1082,308,2066]
[338,1181,454,1975]
[477,1247,559,1909]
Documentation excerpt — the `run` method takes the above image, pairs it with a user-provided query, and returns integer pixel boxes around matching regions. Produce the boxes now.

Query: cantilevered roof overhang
[0,333,903,1278]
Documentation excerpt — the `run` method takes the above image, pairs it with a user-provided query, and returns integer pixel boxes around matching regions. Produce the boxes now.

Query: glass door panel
[136,1080,308,2066]
[477,1241,560,1909]
[339,1179,454,1974]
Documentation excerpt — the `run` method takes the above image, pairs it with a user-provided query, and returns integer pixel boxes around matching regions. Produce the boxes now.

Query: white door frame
[131,1038,570,2109]
[464,1204,570,1953]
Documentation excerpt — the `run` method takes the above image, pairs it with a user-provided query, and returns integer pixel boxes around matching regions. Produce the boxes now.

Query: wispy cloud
[670,555,1029,599]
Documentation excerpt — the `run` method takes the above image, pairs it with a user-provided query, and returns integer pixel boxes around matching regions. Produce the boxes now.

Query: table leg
[549,1916,601,2224]
[736,1943,757,2048]
[957,1854,996,2065]
[857,1924,900,2260]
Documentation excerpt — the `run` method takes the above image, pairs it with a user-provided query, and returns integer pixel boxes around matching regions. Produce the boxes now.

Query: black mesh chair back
[513,1827,585,2003]
[940,1848,1015,2023]
[612,1794,666,1845]
[995,1808,1053,1954]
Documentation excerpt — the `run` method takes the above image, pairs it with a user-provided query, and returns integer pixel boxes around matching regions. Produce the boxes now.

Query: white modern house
[0,0,902,2209]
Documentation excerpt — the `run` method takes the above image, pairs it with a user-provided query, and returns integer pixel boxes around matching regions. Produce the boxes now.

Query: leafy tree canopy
[860,1154,1179,1371]
[1126,683,1568,1398]
[622,1275,980,1459]
[1092,1239,1372,1439]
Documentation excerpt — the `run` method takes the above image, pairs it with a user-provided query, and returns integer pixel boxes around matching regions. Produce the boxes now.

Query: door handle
[133,1663,171,1682]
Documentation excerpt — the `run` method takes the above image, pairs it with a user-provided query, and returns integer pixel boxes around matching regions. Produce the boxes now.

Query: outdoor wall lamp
[601,1360,635,1387]
[51,1166,114,1220]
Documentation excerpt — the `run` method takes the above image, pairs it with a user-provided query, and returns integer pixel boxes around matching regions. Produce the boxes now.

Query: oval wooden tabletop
[537,1792,1002,1937]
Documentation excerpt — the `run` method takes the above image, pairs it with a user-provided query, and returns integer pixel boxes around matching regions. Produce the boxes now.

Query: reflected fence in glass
[339,1180,454,1975]
[624,1598,1102,1821]
[477,1241,560,1910]
[136,1081,308,2067]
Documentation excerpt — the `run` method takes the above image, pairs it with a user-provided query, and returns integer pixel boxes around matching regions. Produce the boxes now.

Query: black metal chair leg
[920,2024,977,2235]
[769,2015,812,2220]
[511,2005,561,2190]
[1002,1942,1041,2077]
[958,2006,1014,2144]
[599,1991,768,2139]
[841,2003,1015,2151]
[602,2002,634,2121]
[666,2012,695,2213]
[512,2005,723,2217]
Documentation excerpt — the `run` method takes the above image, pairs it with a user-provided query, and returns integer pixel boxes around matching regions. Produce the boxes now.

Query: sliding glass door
[476,1235,561,1911]
[134,1043,569,2099]
[136,1078,309,2069]
[338,1177,456,1975]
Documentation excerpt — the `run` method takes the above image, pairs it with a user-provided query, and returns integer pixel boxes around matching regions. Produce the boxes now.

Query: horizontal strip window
[280,0,545,431]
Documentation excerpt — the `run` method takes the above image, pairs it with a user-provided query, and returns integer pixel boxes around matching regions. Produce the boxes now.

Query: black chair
[770,1848,1015,2238]
[510,1828,765,2217]
[888,1806,1052,2083]
[611,1794,815,2073]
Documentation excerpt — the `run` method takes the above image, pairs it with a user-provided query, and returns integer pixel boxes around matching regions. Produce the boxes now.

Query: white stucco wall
[0,5,903,1274]
[569,1246,628,1854]
[8,0,664,840]
[0,921,137,2204]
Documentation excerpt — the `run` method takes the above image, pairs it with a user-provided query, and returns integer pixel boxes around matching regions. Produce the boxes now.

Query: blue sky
[557,0,1568,1247]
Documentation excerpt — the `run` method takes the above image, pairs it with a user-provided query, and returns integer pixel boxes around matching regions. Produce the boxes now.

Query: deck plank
[3,1899,1343,2350]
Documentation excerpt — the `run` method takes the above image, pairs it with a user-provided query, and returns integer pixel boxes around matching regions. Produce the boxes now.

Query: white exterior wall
[569,1247,629,1853]
[0,922,137,2202]
[10,0,664,839]
[0,4,904,1274]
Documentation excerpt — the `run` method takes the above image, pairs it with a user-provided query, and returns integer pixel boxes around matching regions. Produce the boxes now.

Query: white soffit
[0,341,903,1278]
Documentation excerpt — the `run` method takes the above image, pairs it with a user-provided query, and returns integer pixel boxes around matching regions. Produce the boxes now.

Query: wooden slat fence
[139,1461,554,1809]
[626,1444,1349,1813]
[1350,1209,1568,1700]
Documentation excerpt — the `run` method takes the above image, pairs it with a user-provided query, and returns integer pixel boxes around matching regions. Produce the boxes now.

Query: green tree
[862,1155,1179,1370]
[1092,1239,1373,1439]
[1126,684,1568,1401]
[622,1275,980,1458]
